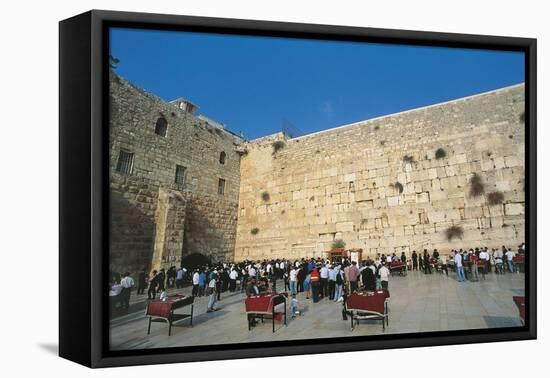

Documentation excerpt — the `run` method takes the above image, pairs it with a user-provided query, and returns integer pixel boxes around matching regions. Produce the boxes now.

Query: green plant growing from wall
[272,140,286,154]
[261,191,270,202]
[331,239,346,249]
[469,173,485,197]
[435,148,447,159]
[520,111,525,122]
[445,225,464,241]
[250,227,260,235]
[487,191,504,205]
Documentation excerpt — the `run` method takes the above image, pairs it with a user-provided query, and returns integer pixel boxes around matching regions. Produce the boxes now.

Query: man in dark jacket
[412,251,418,271]
[361,265,376,291]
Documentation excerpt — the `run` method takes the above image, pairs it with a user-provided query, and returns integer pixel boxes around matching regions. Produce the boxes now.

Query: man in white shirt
[192,271,200,296]
[289,267,298,295]
[229,268,238,292]
[479,249,490,276]
[505,249,516,273]
[454,251,465,282]
[379,263,390,289]
[120,272,135,310]
[206,277,218,312]
[248,265,257,278]
[319,264,329,298]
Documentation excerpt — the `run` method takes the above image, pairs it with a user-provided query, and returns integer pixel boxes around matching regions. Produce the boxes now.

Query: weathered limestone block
[505,203,524,216]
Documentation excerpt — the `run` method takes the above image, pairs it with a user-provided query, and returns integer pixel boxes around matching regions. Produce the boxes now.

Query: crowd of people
[108,242,526,316]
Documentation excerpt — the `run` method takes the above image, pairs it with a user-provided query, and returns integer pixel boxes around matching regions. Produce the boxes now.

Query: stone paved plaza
[110,270,525,351]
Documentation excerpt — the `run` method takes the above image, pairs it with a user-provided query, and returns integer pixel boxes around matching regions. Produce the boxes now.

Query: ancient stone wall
[235,84,525,261]
[109,72,242,274]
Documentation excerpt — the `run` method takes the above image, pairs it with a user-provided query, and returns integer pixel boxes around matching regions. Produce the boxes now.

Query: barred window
[116,150,134,175]
[219,151,226,164]
[175,165,186,186]
[218,178,226,195]
[155,117,168,137]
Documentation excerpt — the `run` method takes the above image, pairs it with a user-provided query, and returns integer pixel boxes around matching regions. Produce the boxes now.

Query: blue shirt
[199,273,206,286]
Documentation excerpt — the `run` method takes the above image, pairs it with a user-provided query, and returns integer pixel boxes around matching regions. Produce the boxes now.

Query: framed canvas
[59,10,536,368]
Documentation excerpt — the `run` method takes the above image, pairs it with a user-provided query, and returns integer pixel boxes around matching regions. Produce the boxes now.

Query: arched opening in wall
[219,151,226,164]
[181,253,211,269]
[155,117,168,137]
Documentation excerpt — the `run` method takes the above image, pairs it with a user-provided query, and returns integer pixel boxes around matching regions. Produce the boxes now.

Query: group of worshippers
[107,242,525,315]
[451,244,525,282]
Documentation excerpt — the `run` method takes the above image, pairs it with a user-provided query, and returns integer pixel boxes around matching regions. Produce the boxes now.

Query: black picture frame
[59,9,537,368]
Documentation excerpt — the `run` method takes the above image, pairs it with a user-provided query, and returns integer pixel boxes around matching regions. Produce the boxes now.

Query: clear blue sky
[110,28,524,140]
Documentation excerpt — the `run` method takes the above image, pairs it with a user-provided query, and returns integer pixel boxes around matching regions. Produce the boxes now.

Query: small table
[389,262,407,276]
[245,293,287,333]
[146,295,194,336]
[346,290,390,331]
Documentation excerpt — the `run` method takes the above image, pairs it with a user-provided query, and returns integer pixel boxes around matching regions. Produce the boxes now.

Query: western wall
[109,71,525,273]
[235,84,525,261]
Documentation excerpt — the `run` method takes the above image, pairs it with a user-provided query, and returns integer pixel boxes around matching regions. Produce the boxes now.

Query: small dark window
[175,165,186,186]
[219,151,226,164]
[116,150,134,175]
[155,117,168,137]
[218,178,226,195]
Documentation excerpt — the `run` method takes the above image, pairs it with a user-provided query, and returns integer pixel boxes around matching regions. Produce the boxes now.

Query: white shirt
[208,278,216,288]
[454,253,463,267]
[479,251,489,261]
[379,266,390,281]
[109,283,123,296]
[120,276,134,288]
[176,270,184,280]
[505,250,516,261]
[192,272,200,285]
[328,268,336,281]
[289,268,297,281]
[248,267,257,277]
[386,256,392,263]
[229,270,238,280]
[320,266,329,278]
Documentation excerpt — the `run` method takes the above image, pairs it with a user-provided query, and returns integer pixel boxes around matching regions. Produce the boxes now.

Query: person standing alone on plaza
[412,250,418,271]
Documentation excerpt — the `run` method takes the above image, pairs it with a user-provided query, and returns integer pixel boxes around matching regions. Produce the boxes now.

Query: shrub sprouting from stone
[520,112,525,122]
[331,239,346,249]
[391,181,404,194]
[272,140,286,154]
[469,173,485,197]
[380,140,386,146]
[445,225,464,241]
[250,227,260,235]
[374,125,380,131]
[403,155,415,164]
[435,148,447,159]
[487,191,504,206]
[261,191,270,202]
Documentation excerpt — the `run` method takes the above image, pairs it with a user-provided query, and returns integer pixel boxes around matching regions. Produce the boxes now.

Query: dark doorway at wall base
[181,253,211,269]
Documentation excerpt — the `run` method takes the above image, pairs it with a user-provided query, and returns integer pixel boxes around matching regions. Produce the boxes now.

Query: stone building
[109,71,525,273]
[109,72,244,274]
